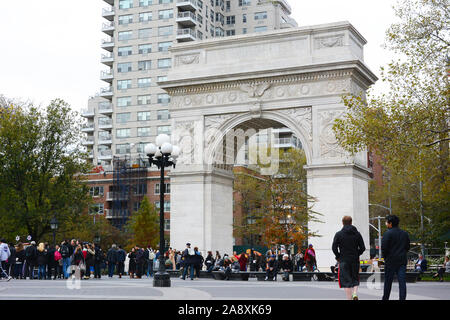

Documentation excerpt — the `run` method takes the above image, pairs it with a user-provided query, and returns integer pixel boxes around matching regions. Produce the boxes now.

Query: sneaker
[7,276,12,282]
[264,277,268,281]
[352,294,359,300]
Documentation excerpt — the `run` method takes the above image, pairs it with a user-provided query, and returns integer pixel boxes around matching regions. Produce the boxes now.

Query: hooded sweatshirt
[332,225,366,263]
[0,243,10,262]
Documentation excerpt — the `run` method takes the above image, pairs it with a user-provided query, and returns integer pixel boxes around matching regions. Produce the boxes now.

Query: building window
[137,111,151,121]
[119,0,133,9]
[137,127,151,137]
[254,26,267,33]
[155,183,171,194]
[157,93,170,104]
[139,28,152,39]
[117,62,132,73]
[137,95,151,105]
[226,15,235,25]
[118,46,132,56]
[117,96,132,107]
[164,219,170,231]
[116,113,131,124]
[158,41,172,52]
[89,186,104,197]
[99,116,112,126]
[116,143,131,154]
[158,26,173,36]
[254,12,267,20]
[139,43,152,54]
[117,79,132,90]
[139,0,152,7]
[116,128,131,139]
[242,28,247,34]
[157,76,168,82]
[157,125,171,135]
[136,142,148,153]
[138,77,151,88]
[89,203,104,215]
[135,183,147,195]
[159,9,174,20]
[238,0,250,6]
[118,31,133,41]
[226,30,235,36]
[138,60,152,71]
[159,0,173,3]
[119,14,133,25]
[155,201,171,212]
[157,109,170,120]
[157,58,172,69]
[139,12,152,22]
[243,14,247,23]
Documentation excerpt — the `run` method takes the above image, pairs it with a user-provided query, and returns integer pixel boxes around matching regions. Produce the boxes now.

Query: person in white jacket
[0,239,11,280]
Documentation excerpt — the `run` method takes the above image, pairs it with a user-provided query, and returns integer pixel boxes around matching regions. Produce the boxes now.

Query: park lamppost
[145,134,180,288]
[50,217,58,247]
[368,203,392,259]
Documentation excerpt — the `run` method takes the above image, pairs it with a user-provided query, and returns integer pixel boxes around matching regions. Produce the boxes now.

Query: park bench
[167,269,214,278]
[358,272,420,283]
[212,271,250,281]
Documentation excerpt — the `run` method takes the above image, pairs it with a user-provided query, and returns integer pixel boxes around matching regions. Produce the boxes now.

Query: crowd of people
[0,237,319,282]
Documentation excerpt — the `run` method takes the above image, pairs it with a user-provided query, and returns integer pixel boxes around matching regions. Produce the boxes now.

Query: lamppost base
[153,272,171,287]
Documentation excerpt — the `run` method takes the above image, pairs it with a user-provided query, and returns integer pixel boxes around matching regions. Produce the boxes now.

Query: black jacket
[332,225,366,263]
[8,246,16,265]
[25,245,37,262]
[107,248,118,264]
[381,227,410,266]
[280,259,293,271]
[36,250,47,266]
[94,247,104,263]
[117,249,126,263]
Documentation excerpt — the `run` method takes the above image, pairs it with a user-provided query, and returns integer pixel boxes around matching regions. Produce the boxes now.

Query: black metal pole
[153,155,170,287]
[53,230,56,248]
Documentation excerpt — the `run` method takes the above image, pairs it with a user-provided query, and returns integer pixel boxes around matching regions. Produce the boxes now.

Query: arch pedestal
[162,22,378,268]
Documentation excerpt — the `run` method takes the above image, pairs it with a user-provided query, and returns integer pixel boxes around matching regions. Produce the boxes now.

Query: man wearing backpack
[106,244,118,278]
[25,241,37,280]
[60,241,71,279]
[93,244,104,279]
[181,243,195,280]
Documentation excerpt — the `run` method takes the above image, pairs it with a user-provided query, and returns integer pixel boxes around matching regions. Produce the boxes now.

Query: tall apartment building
[81,0,297,169]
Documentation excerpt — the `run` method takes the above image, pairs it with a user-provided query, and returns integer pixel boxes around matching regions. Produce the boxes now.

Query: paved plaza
[0,277,448,300]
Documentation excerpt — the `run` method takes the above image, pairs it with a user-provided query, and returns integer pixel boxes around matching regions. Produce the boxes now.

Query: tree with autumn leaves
[333,0,449,250]
[233,148,321,249]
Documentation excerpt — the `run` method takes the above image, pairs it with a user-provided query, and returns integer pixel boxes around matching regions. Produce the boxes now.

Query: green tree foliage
[125,197,159,250]
[333,0,449,247]
[0,97,92,243]
[234,148,321,248]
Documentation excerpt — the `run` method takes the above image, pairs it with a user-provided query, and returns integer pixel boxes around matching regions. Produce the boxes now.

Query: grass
[417,273,450,282]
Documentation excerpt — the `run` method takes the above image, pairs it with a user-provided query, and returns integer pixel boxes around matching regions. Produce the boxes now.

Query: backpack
[188,248,195,256]
[61,245,70,258]
[54,251,62,261]
[148,251,155,260]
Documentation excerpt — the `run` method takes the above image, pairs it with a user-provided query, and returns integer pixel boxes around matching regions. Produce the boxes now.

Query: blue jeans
[62,258,71,279]
[182,264,194,280]
[38,265,46,279]
[383,264,407,300]
[108,263,115,278]
[147,260,154,277]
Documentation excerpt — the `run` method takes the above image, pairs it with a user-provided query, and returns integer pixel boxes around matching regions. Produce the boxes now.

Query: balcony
[81,123,95,133]
[82,136,95,145]
[100,70,114,83]
[106,209,130,219]
[177,0,198,11]
[100,86,113,100]
[101,53,114,66]
[98,149,113,160]
[177,28,196,42]
[102,7,115,21]
[98,118,113,130]
[98,102,113,115]
[101,37,114,52]
[98,135,113,145]
[81,108,95,118]
[176,11,197,27]
[106,192,129,201]
[102,22,115,36]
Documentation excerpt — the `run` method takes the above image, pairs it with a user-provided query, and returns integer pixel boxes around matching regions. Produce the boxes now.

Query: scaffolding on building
[110,155,148,229]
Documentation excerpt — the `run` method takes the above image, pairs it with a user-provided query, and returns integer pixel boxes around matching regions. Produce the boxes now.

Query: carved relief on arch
[278,107,312,142]
[318,110,347,158]
[173,121,197,165]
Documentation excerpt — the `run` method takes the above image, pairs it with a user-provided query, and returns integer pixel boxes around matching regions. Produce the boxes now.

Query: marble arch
[160,22,378,268]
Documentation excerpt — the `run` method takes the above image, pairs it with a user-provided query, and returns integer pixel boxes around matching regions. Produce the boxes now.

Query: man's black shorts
[338,260,360,288]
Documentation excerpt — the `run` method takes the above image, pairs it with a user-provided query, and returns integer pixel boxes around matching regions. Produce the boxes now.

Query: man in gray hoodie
[0,238,11,280]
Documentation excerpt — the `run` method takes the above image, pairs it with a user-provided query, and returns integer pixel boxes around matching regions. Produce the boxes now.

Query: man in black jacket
[332,216,366,300]
[25,241,38,280]
[381,215,410,300]
[116,246,126,278]
[106,244,118,278]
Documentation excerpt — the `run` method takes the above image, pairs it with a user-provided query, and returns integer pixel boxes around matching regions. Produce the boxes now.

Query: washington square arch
[160,22,378,269]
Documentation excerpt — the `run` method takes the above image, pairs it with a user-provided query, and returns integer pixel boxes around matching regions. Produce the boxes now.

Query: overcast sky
[0,0,398,111]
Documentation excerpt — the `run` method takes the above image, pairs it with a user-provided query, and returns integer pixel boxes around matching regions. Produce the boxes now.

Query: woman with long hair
[36,243,47,280]
[15,243,25,279]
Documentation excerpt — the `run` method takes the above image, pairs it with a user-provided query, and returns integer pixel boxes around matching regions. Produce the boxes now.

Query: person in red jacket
[238,253,248,271]
[304,244,317,271]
